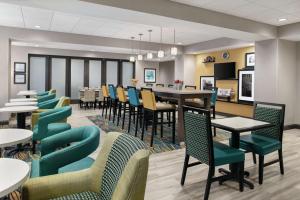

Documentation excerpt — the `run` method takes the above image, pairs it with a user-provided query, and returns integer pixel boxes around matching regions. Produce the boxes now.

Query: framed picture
[245,52,255,68]
[14,62,26,73]
[14,73,26,84]
[200,76,215,90]
[238,69,254,103]
[144,68,156,83]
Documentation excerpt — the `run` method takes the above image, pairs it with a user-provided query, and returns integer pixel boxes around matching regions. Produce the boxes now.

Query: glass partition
[51,58,66,97]
[122,61,134,87]
[70,59,84,99]
[89,60,102,88]
[29,56,46,92]
[106,61,118,86]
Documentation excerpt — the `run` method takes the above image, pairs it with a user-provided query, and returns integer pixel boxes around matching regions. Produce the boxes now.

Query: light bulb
[130,56,135,62]
[171,47,178,56]
[147,52,153,59]
[158,50,164,58]
[137,54,143,61]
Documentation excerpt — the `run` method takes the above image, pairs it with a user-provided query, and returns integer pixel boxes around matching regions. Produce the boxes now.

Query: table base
[218,168,254,189]
[4,144,31,158]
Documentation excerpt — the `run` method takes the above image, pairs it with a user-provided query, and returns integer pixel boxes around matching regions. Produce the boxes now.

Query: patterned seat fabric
[50,191,100,200]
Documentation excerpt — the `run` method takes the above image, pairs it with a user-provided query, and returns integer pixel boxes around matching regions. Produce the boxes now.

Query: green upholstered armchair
[37,93,56,103]
[23,132,150,200]
[32,97,71,128]
[32,106,72,153]
[31,126,100,178]
[37,89,56,97]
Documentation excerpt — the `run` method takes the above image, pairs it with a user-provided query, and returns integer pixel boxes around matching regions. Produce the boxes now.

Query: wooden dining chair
[116,86,129,129]
[127,86,143,137]
[156,83,164,87]
[108,84,119,123]
[182,106,245,200]
[101,85,110,119]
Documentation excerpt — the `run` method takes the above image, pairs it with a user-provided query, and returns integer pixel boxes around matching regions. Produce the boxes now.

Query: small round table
[0,158,30,198]
[0,106,38,129]
[5,102,38,107]
[10,98,37,102]
[17,90,37,98]
[0,129,33,157]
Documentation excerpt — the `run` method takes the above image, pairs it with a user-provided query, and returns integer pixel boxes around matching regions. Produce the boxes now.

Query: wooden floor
[70,106,300,200]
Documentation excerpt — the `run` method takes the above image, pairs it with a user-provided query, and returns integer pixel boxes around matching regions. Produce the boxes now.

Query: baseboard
[284,124,300,130]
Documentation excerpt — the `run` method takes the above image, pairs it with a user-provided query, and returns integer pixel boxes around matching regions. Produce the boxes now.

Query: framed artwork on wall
[144,68,156,83]
[14,73,26,84]
[200,76,215,90]
[238,69,254,103]
[14,62,26,73]
[245,52,255,68]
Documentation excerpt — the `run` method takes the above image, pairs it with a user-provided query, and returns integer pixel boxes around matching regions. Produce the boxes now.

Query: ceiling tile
[72,16,105,35]
[50,12,80,32]
[22,6,53,30]
[0,2,23,27]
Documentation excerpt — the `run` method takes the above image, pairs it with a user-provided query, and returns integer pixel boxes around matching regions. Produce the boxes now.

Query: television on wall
[214,62,236,80]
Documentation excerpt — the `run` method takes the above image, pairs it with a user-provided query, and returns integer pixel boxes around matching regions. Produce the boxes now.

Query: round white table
[0,129,33,157]
[10,98,37,102]
[0,158,30,198]
[17,90,37,98]
[5,102,38,107]
[0,106,38,129]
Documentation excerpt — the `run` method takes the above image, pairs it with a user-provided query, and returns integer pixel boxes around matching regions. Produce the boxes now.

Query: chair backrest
[38,98,59,109]
[184,85,196,90]
[156,83,164,87]
[55,97,70,109]
[90,132,149,200]
[108,84,117,100]
[127,87,140,107]
[102,85,109,98]
[168,84,174,88]
[117,86,127,103]
[49,89,56,95]
[141,90,157,110]
[145,83,153,87]
[210,87,218,106]
[183,106,214,166]
[37,93,56,103]
[39,126,100,177]
[84,90,96,102]
[252,102,285,142]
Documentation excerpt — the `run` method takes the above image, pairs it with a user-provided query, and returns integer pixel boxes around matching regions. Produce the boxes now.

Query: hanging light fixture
[158,27,164,58]
[147,30,153,59]
[137,33,143,61]
[171,28,178,56]
[129,37,135,62]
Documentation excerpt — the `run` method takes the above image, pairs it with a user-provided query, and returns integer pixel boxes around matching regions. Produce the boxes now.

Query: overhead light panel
[138,33,143,61]
[158,27,164,58]
[171,28,178,56]
[147,30,153,59]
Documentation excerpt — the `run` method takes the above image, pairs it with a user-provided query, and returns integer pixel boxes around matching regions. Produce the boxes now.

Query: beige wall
[135,60,160,86]
[159,61,175,84]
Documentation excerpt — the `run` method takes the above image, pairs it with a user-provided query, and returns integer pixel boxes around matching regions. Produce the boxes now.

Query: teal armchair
[37,93,56,103]
[37,89,56,97]
[31,126,100,178]
[37,98,59,109]
[32,106,72,153]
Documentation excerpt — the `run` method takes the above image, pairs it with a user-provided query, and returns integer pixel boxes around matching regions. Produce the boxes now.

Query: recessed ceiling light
[35,25,41,28]
[278,18,287,22]
[34,44,39,47]
[177,42,182,45]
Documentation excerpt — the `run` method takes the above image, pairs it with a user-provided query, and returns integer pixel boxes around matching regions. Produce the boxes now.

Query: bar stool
[108,84,118,123]
[116,86,129,129]
[127,87,143,137]
[141,90,176,147]
[101,85,110,119]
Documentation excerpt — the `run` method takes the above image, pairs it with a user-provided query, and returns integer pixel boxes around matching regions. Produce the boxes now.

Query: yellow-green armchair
[22,132,150,200]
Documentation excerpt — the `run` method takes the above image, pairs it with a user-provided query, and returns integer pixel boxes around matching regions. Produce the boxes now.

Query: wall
[135,60,160,86]
[158,60,175,84]
[10,45,131,98]
[296,42,300,124]
[183,55,196,86]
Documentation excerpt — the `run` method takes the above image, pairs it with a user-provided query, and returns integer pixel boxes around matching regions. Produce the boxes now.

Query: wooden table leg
[177,96,184,142]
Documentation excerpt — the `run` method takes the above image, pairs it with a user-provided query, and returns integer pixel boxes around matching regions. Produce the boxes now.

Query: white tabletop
[0,158,30,197]
[5,102,38,107]
[140,87,212,95]
[0,129,33,148]
[212,117,270,132]
[17,90,37,96]
[10,98,37,102]
[0,106,38,114]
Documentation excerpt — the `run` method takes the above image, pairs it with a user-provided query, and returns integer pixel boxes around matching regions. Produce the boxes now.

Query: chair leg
[204,166,214,200]
[239,162,244,192]
[109,99,112,120]
[113,100,117,123]
[122,103,126,130]
[252,152,257,164]
[135,107,139,137]
[160,112,164,138]
[213,127,216,137]
[128,106,132,133]
[150,112,157,147]
[258,155,264,184]
[212,106,216,119]
[117,102,122,126]
[141,110,146,141]
[181,154,190,185]
[172,110,176,144]
[278,149,284,175]
[167,112,171,127]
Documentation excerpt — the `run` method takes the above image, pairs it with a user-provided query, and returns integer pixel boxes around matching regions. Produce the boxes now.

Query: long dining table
[145,87,212,142]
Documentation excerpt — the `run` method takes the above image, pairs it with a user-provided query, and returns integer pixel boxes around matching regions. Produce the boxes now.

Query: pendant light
[129,37,135,62]
[137,33,143,61]
[147,30,153,59]
[171,28,178,56]
[158,27,164,58]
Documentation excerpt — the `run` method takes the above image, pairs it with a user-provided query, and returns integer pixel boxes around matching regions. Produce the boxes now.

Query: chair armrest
[23,169,93,200]
[31,113,40,129]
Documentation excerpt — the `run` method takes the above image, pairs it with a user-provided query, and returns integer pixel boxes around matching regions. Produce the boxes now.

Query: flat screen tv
[214,62,236,80]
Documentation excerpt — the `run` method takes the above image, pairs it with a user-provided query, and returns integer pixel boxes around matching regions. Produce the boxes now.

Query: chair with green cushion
[238,101,285,185]
[32,106,72,153]
[37,89,56,97]
[37,93,56,103]
[181,106,245,200]
[23,132,150,200]
[31,126,100,178]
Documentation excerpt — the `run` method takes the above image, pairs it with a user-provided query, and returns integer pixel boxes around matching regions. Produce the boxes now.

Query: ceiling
[171,0,300,26]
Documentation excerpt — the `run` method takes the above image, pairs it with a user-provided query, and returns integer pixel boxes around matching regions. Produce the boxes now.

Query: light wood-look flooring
[70,106,300,200]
